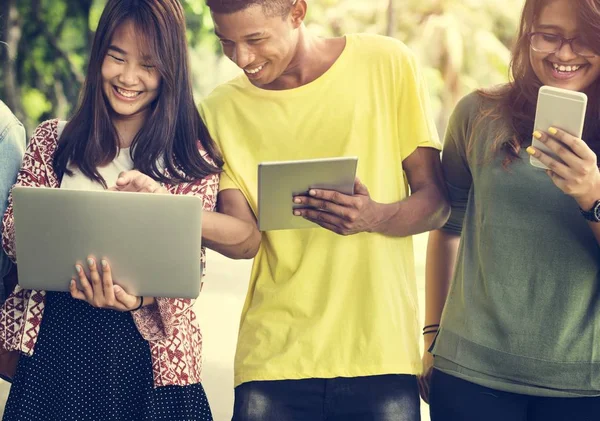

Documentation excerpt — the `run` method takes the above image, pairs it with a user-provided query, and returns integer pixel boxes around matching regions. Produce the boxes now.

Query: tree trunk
[1,0,25,122]
[386,0,395,37]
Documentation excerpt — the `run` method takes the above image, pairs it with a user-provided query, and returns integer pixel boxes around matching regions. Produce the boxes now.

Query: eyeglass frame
[527,32,597,59]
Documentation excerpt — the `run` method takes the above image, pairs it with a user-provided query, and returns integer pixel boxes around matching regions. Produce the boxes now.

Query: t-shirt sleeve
[219,169,239,192]
[198,98,241,193]
[440,95,476,235]
[398,51,441,160]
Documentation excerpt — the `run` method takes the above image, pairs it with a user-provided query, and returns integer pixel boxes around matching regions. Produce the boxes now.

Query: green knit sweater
[432,91,600,397]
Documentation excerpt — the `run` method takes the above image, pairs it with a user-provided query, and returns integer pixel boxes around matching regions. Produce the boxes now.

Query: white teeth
[552,63,581,72]
[115,87,141,98]
[245,64,264,75]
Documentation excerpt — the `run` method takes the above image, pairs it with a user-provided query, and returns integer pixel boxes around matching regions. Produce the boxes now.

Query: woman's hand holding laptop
[69,256,152,312]
[68,169,166,311]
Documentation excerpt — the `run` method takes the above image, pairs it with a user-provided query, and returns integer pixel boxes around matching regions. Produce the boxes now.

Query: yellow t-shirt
[200,33,440,386]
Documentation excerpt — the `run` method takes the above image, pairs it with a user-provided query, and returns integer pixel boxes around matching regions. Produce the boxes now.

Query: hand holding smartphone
[530,85,588,170]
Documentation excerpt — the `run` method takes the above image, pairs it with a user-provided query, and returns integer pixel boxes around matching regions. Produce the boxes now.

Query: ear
[289,0,307,28]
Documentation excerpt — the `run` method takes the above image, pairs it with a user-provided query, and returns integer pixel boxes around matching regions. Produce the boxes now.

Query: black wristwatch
[579,199,600,222]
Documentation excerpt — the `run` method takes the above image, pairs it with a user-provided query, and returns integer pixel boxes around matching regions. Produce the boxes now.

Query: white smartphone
[530,85,588,169]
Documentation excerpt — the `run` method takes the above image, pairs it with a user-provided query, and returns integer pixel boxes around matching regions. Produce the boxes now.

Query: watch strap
[579,199,600,222]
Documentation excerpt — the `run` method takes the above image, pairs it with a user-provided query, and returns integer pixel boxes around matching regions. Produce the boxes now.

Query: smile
[114,86,142,98]
[244,64,265,75]
[551,63,584,73]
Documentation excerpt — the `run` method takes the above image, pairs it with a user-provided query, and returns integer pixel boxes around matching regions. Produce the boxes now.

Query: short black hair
[206,0,294,17]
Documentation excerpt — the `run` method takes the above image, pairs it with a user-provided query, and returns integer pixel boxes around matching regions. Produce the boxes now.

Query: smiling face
[101,20,161,123]
[211,4,302,88]
[530,0,600,92]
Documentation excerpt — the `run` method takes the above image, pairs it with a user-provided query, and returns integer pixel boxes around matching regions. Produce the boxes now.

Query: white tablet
[257,156,358,231]
[12,186,203,299]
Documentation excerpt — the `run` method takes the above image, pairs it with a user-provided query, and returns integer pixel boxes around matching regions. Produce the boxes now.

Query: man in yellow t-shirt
[200,1,449,420]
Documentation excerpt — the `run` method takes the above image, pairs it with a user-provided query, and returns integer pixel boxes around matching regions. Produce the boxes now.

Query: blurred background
[0,0,525,419]
[1,0,525,136]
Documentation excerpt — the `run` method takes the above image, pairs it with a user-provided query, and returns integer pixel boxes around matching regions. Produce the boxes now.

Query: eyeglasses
[528,32,597,58]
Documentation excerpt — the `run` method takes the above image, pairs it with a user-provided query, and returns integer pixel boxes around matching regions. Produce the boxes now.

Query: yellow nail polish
[533,131,542,139]
[526,146,536,155]
[548,127,558,135]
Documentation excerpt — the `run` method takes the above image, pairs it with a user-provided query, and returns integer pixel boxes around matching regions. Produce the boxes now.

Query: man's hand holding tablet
[292,178,380,236]
[257,156,358,231]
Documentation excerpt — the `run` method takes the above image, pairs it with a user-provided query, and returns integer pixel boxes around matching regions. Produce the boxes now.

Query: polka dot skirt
[3,292,213,420]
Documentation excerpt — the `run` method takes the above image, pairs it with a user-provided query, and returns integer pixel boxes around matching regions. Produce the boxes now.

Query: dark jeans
[232,374,420,421]
[430,369,600,421]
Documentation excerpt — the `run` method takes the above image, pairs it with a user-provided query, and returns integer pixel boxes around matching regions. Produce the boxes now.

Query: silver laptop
[12,186,203,299]
[257,156,358,231]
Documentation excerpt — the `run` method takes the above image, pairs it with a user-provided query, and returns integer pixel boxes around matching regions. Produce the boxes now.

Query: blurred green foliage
[0,0,524,136]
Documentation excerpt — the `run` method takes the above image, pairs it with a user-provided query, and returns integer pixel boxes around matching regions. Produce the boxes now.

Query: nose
[118,63,139,86]
[555,41,578,62]
[232,44,255,69]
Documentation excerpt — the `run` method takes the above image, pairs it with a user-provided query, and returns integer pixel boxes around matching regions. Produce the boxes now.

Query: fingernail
[294,210,301,216]
[533,131,542,139]
[526,146,536,155]
[293,198,301,204]
[101,259,107,268]
[75,265,81,273]
[309,190,316,196]
[548,127,558,135]
[113,285,122,293]
[87,258,94,267]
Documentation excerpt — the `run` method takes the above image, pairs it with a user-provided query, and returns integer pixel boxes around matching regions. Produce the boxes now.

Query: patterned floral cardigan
[0,120,219,387]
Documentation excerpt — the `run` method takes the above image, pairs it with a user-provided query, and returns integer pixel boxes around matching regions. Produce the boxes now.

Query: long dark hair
[54,0,223,186]
[474,0,600,165]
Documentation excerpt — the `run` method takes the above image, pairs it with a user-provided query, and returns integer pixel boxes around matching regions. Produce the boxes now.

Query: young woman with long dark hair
[420,0,600,419]
[0,0,259,419]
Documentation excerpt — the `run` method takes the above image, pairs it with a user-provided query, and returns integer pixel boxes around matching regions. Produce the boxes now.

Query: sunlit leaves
[21,88,52,123]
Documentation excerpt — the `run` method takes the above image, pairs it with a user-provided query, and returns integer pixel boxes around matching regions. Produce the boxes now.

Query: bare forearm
[424,229,459,327]
[140,296,156,307]
[201,210,261,259]
[371,186,450,237]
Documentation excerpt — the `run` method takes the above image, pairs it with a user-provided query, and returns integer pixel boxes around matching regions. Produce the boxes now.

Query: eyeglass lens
[530,33,595,57]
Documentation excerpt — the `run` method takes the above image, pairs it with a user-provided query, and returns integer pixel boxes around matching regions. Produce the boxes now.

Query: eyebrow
[108,45,127,55]
[535,24,566,32]
[214,30,266,39]
[108,45,153,61]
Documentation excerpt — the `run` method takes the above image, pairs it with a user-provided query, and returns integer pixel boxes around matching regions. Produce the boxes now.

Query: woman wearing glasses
[420,0,600,419]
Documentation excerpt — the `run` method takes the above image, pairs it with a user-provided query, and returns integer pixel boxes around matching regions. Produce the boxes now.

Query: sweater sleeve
[440,94,478,235]
[132,149,220,341]
[2,120,58,262]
